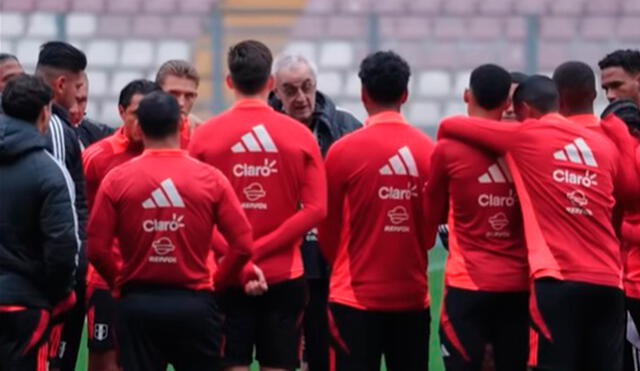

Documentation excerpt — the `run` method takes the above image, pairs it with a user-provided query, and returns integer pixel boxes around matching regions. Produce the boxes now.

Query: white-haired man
[269,53,361,371]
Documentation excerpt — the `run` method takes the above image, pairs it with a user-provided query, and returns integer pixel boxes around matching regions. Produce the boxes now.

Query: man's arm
[317,144,347,265]
[253,143,328,261]
[41,154,80,305]
[437,115,520,154]
[86,180,119,288]
[211,175,254,288]
[422,143,451,250]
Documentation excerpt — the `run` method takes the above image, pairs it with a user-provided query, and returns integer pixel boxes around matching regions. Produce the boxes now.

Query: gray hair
[272,53,318,82]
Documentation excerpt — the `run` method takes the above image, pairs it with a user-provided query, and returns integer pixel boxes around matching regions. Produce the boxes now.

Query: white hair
[272,53,318,82]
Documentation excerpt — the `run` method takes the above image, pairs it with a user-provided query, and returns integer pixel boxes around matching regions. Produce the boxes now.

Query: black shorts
[303,278,330,371]
[218,277,308,369]
[0,306,50,371]
[439,286,529,371]
[625,296,640,371]
[530,278,624,371]
[86,286,117,351]
[328,302,430,371]
[116,288,224,371]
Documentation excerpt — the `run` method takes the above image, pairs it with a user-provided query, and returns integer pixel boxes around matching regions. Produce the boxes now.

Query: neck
[142,135,180,150]
[560,106,593,117]
[467,105,503,121]
[234,89,269,102]
[366,105,400,117]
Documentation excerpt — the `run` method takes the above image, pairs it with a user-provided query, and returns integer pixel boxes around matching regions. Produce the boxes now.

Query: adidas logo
[142,178,185,209]
[231,124,278,153]
[553,137,598,167]
[478,158,513,184]
[379,146,418,177]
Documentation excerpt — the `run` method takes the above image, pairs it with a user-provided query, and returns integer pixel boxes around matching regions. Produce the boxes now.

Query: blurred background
[2,0,639,137]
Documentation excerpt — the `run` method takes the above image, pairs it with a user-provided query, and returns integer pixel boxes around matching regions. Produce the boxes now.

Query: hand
[243,265,268,296]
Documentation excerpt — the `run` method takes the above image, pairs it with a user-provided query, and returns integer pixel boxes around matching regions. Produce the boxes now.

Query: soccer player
[69,72,114,149]
[88,90,263,370]
[502,71,528,121]
[269,52,361,371]
[0,53,23,92]
[599,49,640,106]
[0,74,78,371]
[319,51,434,371]
[35,41,88,371]
[155,59,202,146]
[424,64,528,371]
[437,72,637,371]
[82,79,159,371]
[189,40,327,371]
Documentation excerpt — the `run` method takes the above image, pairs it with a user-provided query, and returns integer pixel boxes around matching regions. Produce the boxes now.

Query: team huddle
[1,38,640,371]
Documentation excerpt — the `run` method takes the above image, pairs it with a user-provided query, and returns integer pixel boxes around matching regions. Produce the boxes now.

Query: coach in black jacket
[269,53,361,371]
[0,75,79,367]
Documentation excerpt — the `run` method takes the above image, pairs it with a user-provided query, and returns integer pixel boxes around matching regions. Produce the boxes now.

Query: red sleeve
[318,143,348,265]
[622,221,640,245]
[212,174,254,289]
[437,115,520,154]
[86,176,119,288]
[423,142,451,249]
[253,140,328,261]
[187,128,205,161]
[601,114,640,203]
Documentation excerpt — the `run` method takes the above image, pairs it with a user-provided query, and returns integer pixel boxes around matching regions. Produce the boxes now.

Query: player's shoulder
[83,136,115,165]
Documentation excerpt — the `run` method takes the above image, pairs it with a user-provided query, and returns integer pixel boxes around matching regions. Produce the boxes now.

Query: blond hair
[155,59,200,87]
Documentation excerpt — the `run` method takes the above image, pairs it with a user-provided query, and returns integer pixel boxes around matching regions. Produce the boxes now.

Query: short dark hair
[118,79,160,109]
[228,40,273,95]
[136,91,180,140]
[598,49,640,75]
[469,64,511,110]
[358,51,411,105]
[601,98,640,133]
[552,61,596,108]
[2,74,53,123]
[510,71,528,85]
[0,53,18,64]
[513,75,559,114]
[36,41,87,72]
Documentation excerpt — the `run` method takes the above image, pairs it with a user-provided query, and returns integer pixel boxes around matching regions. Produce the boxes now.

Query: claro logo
[233,159,278,177]
[378,183,418,200]
[552,169,598,188]
[143,214,185,232]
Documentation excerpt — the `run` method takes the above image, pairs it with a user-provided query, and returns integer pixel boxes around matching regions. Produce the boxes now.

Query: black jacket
[45,105,88,266]
[76,118,115,150]
[269,91,362,278]
[0,115,79,308]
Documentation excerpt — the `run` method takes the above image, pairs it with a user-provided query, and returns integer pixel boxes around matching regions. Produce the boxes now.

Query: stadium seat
[66,13,97,38]
[443,0,478,16]
[283,41,317,64]
[326,16,366,39]
[421,44,457,68]
[133,16,166,38]
[178,0,216,14]
[339,0,371,15]
[541,17,578,40]
[514,0,549,15]
[86,39,119,67]
[121,40,155,67]
[86,69,108,96]
[36,0,68,12]
[344,73,360,97]
[549,0,585,15]
[143,0,177,14]
[107,0,141,13]
[16,39,44,66]
[581,17,615,41]
[572,42,607,65]
[290,16,326,39]
[373,0,409,14]
[0,13,26,37]
[305,0,336,14]
[538,42,570,70]
[168,16,203,38]
[505,17,526,40]
[468,17,503,40]
[444,101,466,116]
[453,71,471,95]
[27,12,57,37]
[407,0,442,14]
[395,17,432,40]
[623,0,640,14]
[479,0,513,16]
[335,100,366,122]
[110,71,145,96]
[408,101,441,127]
[319,41,353,68]
[2,0,36,12]
[316,71,342,96]
[418,71,451,97]
[503,43,525,70]
[618,17,640,41]
[585,0,619,15]
[71,0,105,13]
[433,17,467,40]
[97,15,131,37]
[156,41,191,66]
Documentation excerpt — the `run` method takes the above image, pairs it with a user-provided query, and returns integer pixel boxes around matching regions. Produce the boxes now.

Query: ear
[501,97,512,111]
[118,105,126,121]
[265,75,275,91]
[225,74,234,90]
[399,88,409,104]
[361,87,370,106]
[463,88,471,104]
[36,104,51,134]
[54,74,66,96]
